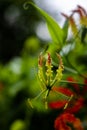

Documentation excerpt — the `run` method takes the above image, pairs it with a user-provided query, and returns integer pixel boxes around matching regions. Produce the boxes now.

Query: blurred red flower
[49,76,87,130]
[54,113,83,130]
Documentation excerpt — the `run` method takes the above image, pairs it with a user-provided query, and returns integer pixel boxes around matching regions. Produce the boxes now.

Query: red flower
[49,100,67,109]
[54,113,83,130]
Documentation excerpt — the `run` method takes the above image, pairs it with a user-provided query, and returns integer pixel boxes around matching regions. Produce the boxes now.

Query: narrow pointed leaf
[24,2,64,46]
[62,19,69,42]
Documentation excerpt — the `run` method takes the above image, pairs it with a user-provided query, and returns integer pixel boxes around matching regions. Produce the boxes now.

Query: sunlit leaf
[24,2,64,46]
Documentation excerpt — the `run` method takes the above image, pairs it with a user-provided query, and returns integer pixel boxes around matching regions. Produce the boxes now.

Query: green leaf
[24,2,64,46]
[62,19,69,42]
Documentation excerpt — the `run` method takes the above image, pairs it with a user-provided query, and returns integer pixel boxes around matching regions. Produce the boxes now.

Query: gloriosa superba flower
[62,5,87,43]
[38,52,64,90]
[28,52,71,109]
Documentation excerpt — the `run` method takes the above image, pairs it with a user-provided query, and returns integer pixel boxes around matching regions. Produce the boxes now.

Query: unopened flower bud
[38,53,43,67]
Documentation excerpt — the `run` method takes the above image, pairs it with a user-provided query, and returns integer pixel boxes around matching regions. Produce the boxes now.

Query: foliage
[0,1,87,130]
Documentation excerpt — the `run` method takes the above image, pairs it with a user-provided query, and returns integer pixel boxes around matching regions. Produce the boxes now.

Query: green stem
[61,80,87,86]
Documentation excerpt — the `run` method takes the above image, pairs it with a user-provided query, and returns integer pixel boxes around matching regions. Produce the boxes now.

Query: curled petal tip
[61,13,69,19]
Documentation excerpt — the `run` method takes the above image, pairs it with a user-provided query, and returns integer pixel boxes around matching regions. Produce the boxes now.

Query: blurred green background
[0,0,58,130]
